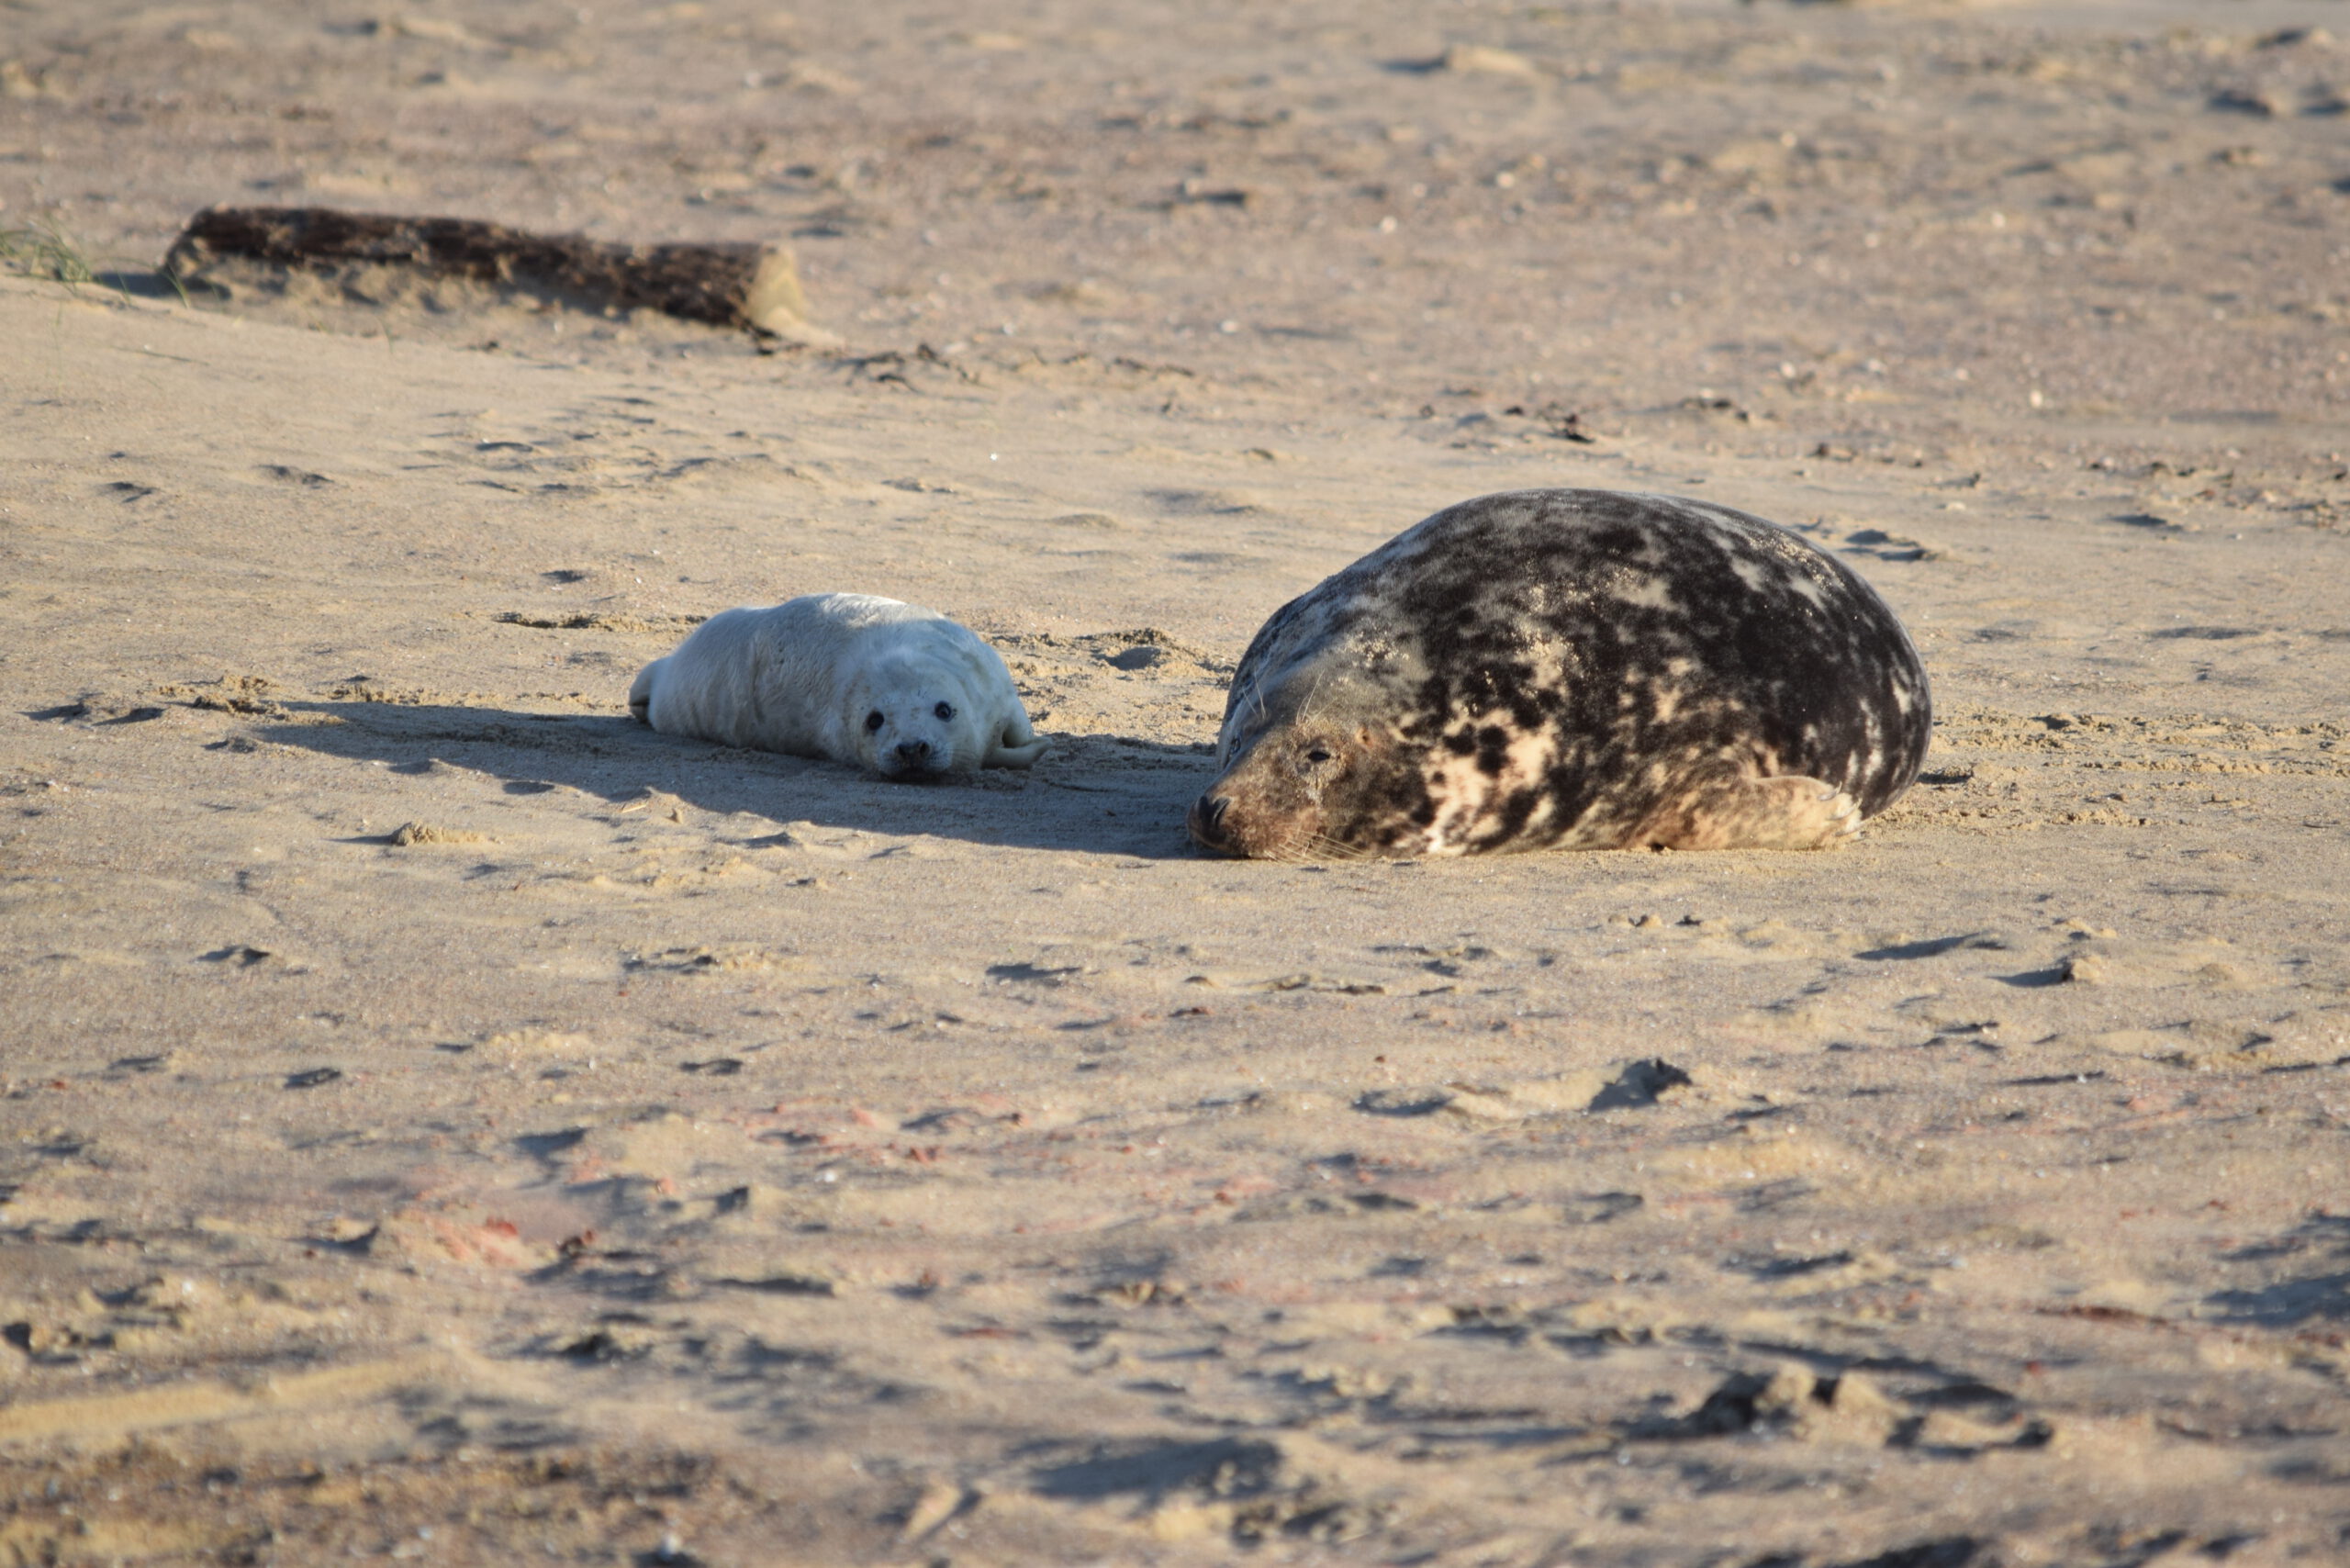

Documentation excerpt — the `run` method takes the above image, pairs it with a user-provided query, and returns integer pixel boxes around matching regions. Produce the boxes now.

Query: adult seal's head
[1188,488,1930,859]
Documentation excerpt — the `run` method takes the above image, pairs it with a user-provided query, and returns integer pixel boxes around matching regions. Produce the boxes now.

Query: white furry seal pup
[629,593,1049,781]
[1189,489,1930,858]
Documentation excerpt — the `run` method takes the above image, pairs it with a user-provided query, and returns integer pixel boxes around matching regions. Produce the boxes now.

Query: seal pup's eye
[934,701,956,721]
[865,711,885,733]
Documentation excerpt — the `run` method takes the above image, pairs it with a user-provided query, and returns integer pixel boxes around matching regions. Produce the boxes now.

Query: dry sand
[5,0,2350,1562]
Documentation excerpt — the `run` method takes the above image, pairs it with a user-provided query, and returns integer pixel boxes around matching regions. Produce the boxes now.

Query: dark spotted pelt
[1189,488,1931,859]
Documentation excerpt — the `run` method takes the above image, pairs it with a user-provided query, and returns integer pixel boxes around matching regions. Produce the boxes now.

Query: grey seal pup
[1188,488,1930,858]
[629,592,1049,781]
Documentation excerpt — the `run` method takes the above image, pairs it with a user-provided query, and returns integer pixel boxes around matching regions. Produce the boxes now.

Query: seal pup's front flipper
[985,715,1051,769]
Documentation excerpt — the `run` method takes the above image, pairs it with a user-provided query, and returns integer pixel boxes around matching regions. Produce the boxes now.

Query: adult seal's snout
[1191,487,1931,860]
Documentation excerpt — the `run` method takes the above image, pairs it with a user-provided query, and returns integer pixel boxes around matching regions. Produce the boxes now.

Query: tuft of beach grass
[1,218,186,304]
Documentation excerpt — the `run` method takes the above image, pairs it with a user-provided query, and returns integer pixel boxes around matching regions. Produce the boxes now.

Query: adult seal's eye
[865,711,885,732]
[1305,745,1333,764]
[934,701,956,721]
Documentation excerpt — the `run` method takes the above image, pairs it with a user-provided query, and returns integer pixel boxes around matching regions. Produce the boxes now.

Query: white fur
[627,593,1049,779]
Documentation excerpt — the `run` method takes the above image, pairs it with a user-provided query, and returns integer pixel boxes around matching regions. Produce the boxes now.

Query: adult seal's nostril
[1189,793,1231,844]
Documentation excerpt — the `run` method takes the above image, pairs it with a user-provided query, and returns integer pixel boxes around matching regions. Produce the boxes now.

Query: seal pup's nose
[895,739,933,765]
[1189,792,1232,846]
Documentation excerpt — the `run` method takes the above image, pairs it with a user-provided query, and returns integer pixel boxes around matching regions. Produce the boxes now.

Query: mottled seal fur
[629,592,1049,781]
[1188,488,1930,858]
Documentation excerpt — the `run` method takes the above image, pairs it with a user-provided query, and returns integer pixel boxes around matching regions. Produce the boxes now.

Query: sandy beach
[5,0,2350,1562]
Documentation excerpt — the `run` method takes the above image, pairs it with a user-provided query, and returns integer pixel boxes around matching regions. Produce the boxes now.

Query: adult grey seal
[1188,488,1930,858]
[629,592,1049,781]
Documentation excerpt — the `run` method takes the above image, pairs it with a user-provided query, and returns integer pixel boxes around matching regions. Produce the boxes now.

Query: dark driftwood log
[162,205,809,333]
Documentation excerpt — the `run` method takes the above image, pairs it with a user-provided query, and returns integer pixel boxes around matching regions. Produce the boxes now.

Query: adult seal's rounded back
[1188,488,1930,859]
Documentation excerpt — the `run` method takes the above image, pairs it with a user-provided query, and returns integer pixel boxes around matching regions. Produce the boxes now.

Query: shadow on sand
[257,700,1217,860]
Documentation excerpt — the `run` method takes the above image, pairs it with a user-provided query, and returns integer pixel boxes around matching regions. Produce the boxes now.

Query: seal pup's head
[845,655,993,781]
